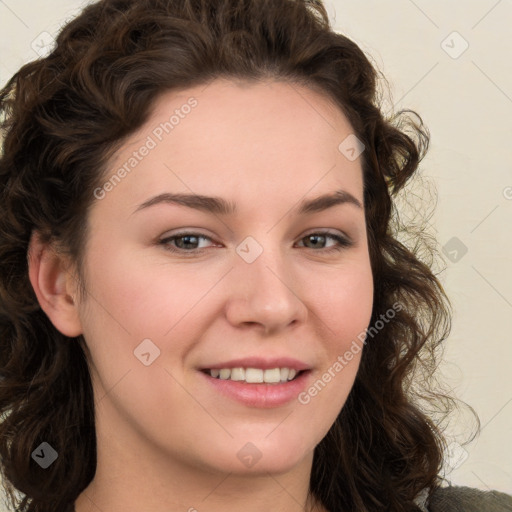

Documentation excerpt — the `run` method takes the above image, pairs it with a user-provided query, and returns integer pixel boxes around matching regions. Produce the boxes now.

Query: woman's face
[76,79,373,476]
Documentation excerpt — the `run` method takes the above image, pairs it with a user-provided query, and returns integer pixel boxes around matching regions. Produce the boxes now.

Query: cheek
[77,245,209,418]
[77,242,228,398]
[80,237,374,360]
[76,235,374,463]
[303,256,373,402]
[81,240,212,336]
[311,257,374,346]
[80,229,373,359]
[295,267,372,446]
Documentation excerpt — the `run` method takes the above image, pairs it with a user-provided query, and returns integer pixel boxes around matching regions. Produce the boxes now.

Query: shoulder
[426,485,512,512]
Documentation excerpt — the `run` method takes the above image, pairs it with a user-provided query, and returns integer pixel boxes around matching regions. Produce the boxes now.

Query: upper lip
[200,357,311,371]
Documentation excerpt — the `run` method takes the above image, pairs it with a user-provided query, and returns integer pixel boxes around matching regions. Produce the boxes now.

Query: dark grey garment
[427,485,512,511]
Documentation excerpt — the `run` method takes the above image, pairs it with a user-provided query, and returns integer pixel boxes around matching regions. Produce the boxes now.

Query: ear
[27,231,83,337]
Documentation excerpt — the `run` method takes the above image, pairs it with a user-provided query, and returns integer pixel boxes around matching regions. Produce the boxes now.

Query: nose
[224,244,308,335]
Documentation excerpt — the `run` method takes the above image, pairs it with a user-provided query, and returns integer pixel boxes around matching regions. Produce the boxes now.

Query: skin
[28,79,374,512]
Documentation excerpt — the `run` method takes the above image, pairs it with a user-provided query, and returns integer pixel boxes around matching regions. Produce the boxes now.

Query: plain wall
[0,0,511,508]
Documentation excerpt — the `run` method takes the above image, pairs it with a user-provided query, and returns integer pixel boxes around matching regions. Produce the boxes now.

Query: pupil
[178,235,198,249]
[308,235,324,248]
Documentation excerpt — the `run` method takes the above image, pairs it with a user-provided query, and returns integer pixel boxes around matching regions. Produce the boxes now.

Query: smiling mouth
[200,367,307,384]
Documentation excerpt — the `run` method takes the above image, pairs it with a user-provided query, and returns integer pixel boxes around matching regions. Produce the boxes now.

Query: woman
[0,0,510,511]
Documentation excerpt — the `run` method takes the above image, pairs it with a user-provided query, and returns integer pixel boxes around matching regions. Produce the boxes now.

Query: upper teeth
[208,367,298,383]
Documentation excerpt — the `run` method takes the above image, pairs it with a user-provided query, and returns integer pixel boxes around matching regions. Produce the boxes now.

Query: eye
[159,230,353,256]
[295,231,353,253]
[159,232,216,255]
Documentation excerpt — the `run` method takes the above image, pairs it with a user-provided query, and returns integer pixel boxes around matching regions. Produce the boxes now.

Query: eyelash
[158,231,353,256]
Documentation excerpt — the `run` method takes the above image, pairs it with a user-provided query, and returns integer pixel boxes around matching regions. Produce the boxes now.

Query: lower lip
[199,370,312,408]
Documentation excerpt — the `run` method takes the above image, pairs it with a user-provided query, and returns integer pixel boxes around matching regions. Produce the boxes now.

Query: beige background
[1,0,511,508]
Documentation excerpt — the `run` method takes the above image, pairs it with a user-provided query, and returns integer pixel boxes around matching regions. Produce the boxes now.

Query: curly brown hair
[0,0,478,511]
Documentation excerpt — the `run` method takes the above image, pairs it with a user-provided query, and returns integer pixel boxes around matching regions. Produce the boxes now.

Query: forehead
[97,78,364,218]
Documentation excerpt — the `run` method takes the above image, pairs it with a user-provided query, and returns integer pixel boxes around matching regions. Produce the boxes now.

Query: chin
[201,436,313,476]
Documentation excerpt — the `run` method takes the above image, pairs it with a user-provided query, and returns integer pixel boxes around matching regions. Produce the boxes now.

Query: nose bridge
[225,234,307,332]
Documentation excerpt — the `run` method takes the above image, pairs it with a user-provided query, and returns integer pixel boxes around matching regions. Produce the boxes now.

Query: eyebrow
[133,189,363,216]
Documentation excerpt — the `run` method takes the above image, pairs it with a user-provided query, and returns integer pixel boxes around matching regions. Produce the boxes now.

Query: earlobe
[27,231,83,337]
